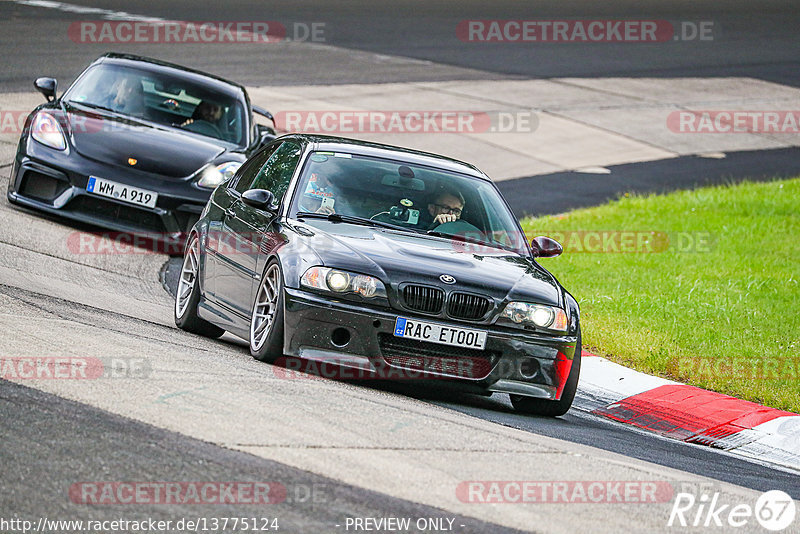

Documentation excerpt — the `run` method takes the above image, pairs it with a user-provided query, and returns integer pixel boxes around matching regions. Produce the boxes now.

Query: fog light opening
[331,328,351,347]
[518,358,540,379]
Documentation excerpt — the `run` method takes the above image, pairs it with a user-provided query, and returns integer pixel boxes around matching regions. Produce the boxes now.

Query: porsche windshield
[291,151,529,255]
[65,63,247,146]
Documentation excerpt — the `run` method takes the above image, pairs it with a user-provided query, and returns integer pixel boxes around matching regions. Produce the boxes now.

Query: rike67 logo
[669,490,796,531]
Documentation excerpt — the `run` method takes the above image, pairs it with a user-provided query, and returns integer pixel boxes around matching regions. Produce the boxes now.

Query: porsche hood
[62,104,226,178]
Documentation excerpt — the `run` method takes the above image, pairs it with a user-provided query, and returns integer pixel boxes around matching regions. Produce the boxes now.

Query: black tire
[174,235,225,338]
[510,328,581,417]
[249,260,285,362]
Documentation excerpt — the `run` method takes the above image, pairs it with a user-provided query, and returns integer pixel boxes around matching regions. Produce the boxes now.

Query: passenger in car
[106,75,145,116]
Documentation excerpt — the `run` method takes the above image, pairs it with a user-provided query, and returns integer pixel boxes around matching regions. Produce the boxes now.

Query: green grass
[520,178,800,412]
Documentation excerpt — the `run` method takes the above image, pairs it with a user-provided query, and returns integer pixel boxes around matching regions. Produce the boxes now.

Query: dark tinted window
[230,143,280,193]
[250,142,302,202]
[66,64,247,145]
[289,151,528,255]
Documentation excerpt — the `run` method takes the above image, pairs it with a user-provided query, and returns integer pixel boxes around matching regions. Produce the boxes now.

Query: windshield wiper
[296,212,411,232]
[68,101,117,114]
[426,230,515,253]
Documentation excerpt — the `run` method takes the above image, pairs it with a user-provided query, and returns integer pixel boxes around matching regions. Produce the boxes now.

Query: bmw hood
[298,221,563,307]
[62,103,226,178]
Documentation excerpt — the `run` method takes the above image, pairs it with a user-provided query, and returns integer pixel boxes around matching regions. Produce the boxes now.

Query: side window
[229,143,280,194]
[250,142,302,202]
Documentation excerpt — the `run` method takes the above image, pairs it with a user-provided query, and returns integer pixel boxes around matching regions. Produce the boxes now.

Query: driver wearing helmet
[299,173,342,215]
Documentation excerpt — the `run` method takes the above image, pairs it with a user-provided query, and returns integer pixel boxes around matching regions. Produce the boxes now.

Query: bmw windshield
[290,151,530,256]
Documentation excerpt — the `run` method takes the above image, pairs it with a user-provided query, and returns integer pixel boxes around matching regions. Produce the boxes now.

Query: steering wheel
[182,119,223,138]
[431,219,482,234]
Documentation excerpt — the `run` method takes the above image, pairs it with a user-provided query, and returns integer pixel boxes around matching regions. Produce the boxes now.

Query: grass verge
[520,178,799,412]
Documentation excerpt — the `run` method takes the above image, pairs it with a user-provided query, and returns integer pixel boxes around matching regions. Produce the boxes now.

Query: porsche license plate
[87,176,158,208]
[393,317,487,349]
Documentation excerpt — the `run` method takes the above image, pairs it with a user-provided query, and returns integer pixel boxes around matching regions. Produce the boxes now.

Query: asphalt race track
[1,1,798,533]
[2,0,799,90]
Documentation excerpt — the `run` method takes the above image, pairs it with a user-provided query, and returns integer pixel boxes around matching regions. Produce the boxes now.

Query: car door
[214,141,302,317]
[204,152,274,303]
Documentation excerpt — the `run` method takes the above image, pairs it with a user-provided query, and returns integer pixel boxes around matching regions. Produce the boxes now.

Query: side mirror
[241,188,278,214]
[252,105,274,123]
[34,77,57,102]
[531,236,562,258]
[256,124,276,146]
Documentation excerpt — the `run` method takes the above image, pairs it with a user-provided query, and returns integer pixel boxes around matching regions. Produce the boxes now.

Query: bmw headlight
[300,266,387,299]
[197,161,242,189]
[31,112,67,151]
[501,302,568,332]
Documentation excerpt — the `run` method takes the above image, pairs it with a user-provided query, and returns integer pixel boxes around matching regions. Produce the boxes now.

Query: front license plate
[87,176,158,208]
[393,317,487,350]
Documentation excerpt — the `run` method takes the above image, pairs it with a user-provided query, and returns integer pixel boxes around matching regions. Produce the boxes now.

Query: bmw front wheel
[250,260,285,362]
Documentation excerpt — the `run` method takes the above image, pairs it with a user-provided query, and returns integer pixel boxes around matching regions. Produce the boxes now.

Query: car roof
[94,53,246,100]
[283,134,490,181]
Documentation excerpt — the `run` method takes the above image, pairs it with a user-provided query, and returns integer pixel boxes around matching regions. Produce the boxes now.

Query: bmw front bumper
[282,287,578,401]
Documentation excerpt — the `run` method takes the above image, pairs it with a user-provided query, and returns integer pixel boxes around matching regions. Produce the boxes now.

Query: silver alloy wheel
[251,263,281,352]
[175,237,199,319]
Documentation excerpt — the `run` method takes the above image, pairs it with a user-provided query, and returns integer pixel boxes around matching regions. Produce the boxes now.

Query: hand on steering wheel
[433,213,459,225]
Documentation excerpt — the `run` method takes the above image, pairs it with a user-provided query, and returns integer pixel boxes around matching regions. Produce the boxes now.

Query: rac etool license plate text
[393,317,487,349]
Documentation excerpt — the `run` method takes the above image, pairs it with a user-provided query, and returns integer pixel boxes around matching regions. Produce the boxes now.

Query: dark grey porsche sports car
[7,53,276,246]
[175,134,581,416]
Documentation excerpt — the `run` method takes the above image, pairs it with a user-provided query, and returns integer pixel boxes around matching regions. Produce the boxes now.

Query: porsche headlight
[31,112,67,151]
[197,161,242,189]
[301,267,387,299]
[501,302,568,332]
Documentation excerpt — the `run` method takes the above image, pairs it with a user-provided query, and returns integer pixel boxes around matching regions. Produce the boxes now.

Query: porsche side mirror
[531,236,563,258]
[242,189,278,214]
[34,77,57,102]
[256,124,276,147]
[253,105,274,124]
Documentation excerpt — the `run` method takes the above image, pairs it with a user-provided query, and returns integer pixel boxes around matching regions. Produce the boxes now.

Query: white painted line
[577,353,800,473]
[577,354,677,406]
[13,0,166,22]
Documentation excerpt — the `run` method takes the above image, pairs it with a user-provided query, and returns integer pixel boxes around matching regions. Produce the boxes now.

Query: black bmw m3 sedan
[175,134,582,416]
